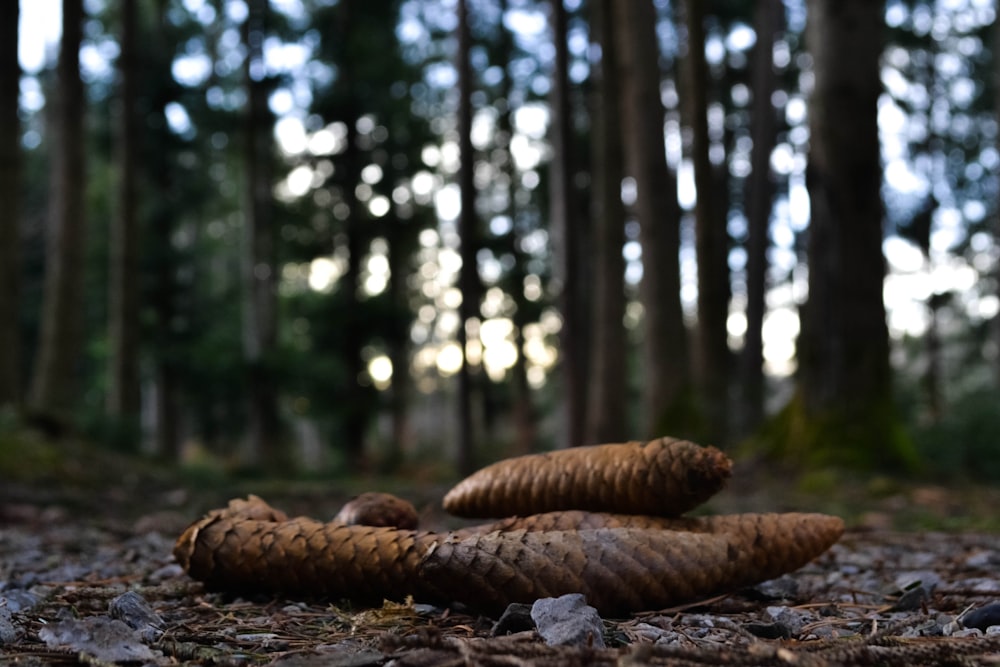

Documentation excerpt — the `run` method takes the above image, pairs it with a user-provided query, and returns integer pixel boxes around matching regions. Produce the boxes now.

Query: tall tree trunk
[739,0,783,434]
[549,0,588,448]
[682,0,730,444]
[797,0,910,467]
[242,0,282,468]
[0,0,20,407]
[108,0,141,425]
[613,0,689,438]
[456,0,477,473]
[149,0,181,460]
[384,231,411,470]
[584,0,627,444]
[30,0,88,419]
[338,100,368,466]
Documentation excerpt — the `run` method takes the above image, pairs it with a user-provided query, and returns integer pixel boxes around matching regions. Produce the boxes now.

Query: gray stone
[530,594,605,648]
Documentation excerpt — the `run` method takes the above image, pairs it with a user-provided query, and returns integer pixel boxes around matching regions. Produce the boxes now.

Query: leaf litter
[2,480,1000,665]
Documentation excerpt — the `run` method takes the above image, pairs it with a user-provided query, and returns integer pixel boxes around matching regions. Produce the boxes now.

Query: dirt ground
[2,447,1000,666]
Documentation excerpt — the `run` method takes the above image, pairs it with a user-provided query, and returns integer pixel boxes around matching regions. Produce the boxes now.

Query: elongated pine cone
[442,437,732,518]
[173,439,844,616]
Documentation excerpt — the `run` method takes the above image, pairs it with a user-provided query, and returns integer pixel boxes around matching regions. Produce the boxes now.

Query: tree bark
[0,0,20,407]
[613,0,689,438]
[108,0,141,425]
[797,0,909,467]
[739,0,783,433]
[30,0,88,419]
[584,0,627,445]
[549,0,588,448]
[682,0,730,443]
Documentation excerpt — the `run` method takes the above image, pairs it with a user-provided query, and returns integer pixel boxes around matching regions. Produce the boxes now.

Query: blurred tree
[682,0,730,443]
[882,0,995,432]
[495,0,539,453]
[0,0,20,407]
[584,0,627,445]
[995,6,1000,391]
[456,0,478,473]
[107,0,140,427]
[299,0,440,468]
[613,0,689,438]
[242,0,283,468]
[795,0,913,467]
[549,0,589,448]
[144,0,187,460]
[30,0,88,420]
[739,0,783,433]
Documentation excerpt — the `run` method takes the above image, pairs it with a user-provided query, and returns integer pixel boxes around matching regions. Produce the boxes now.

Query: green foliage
[650,385,711,446]
[745,392,920,472]
[909,386,1000,481]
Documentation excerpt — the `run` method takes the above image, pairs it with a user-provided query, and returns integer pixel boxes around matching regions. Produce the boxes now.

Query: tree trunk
[739,0,783,433]
[108,0,141,426]
[0,0,20,407]
[613,0,689,438]
[456,0,478,473]
[796,0,911,467]
[384,231,411,471]
[584,0,627,445]
[548,0,588,448]
[30,0,88,419]
[148,0,181,460]
[242,0,282,468]
[681,0,730,444]
[338,102,368,467]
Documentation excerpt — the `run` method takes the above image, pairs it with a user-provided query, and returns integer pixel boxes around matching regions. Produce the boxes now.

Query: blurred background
[2,0,999,482]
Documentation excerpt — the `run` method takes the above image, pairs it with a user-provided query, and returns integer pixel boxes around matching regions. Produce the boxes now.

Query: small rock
[752,576,799,600]
[766,605,808,635]
[889,585,931,611]
[492,603,534,636]
[949,628,983,638]
[530,594,605,648]
[148,563,184,583]
[109,591,165,642]
[0,607,20,644]
[631,622,671,643]
[0,589,39,613]
[965,551,999,569]
[962,602,1000,632]
[744,622,791,640]
[894,570,942,594]
[39,616,157,663]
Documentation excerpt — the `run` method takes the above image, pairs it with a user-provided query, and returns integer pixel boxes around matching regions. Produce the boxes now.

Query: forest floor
[2,434,1000,666]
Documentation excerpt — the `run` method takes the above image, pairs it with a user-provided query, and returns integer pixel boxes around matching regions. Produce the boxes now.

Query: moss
[744,392,920,472]
[650,385,712,445]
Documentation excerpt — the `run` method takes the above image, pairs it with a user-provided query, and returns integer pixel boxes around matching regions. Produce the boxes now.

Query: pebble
[38,616,157,663]
[492,603,534,636]
[530,594,605,648]
[962,602,1000,632]
[752,575,799,600]
[0,607,20,644]
[0,589,39,613]
[108,591,165,642]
